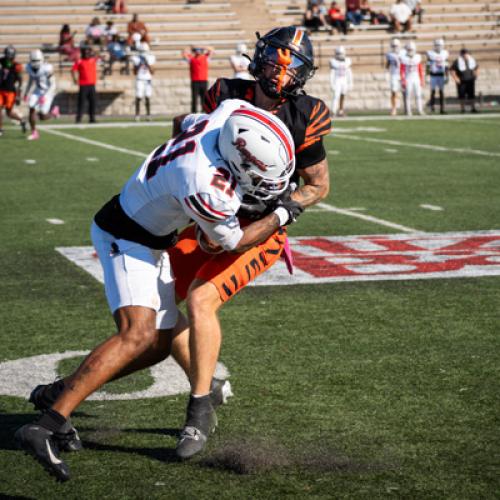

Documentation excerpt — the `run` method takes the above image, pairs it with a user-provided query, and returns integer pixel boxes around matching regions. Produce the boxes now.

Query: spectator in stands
[328,2,348,35]
[182,45,213,113]
[451,48,479,113]
[229,43,251,79]
[403,0,423,24]
[132,42,155,121]
[105,34,129,75]
[345,0,362,25]
[360,0,389,25]
[104,20,118,44]
[304,2,328,32]
[390,0,412,32]
[94,0,113,13]
[59,24,80,63]
[72,44,98,123]
[86,17,105,49]
[127,14,150,46]
[112,0,127,14]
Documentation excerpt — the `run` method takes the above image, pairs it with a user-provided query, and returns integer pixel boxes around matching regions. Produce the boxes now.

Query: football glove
[273,193,304,226]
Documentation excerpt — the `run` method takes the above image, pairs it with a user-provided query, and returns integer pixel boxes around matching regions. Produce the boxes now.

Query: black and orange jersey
[203,78,331,171]
[0,57,22,92]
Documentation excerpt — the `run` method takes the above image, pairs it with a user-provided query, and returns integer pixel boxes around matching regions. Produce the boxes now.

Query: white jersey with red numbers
[120,98,246,251]
[426,49,449,76]
[400,53,424,85]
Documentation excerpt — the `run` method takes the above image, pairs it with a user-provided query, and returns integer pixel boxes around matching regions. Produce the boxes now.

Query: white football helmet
[390,38,400,50]
[236,43,247,55]
[434,38,445,51]
[335,46,346,60]
[405,41,416,56]
[218,107,295,200]
[29,49,44,70]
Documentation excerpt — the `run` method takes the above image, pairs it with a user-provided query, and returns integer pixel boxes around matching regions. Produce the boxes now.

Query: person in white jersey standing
[22,49,60,141]
[329,46,353,117]
[229,43,251,80]
[131,42,155,121]
[385,38,405,115]
[426,38,449,114]
[15,99,304,481]
[400,41,424,116]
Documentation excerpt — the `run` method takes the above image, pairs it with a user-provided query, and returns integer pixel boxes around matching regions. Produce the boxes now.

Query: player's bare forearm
[291,157,330,207]
[231,212,280,253]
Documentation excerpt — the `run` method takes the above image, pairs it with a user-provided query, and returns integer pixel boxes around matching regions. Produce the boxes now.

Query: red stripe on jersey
[184,196,219,223]
[231,108,294,161]
[195,193,228,219]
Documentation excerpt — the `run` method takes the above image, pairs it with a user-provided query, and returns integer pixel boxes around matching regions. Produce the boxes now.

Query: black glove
[273,193,304,226]
[237,195,274,221]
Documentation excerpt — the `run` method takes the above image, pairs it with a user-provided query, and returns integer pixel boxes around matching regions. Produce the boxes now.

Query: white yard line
[42,127,422,233]
[317,203,419,233]
[332,133,500,158]
[331,113,500,122]
[42,128,148,158]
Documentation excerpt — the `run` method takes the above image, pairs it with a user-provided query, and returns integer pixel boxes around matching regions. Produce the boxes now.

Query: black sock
[37,408,67,432]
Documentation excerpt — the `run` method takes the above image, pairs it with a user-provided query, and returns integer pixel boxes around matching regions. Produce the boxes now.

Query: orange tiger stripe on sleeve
[203,79,221,113]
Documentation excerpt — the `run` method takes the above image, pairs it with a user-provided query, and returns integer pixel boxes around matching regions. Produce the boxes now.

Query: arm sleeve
[203,78,222,112]
[295,99,331,168]
[182,191,243,251]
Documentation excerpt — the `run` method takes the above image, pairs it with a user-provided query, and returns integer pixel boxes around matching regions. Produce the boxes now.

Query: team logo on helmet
[232,137,269,172]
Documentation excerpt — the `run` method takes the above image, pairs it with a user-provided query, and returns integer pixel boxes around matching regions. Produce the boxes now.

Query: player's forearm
[231,213,280,253]
[291,158,330,207]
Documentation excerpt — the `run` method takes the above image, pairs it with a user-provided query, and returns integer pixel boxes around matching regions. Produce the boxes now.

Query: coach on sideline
[71,44,98,123]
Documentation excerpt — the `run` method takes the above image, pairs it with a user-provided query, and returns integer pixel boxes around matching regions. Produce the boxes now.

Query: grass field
[1,113,499,499]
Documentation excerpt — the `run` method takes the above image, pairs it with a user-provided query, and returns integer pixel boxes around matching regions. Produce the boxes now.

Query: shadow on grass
[83,439,179,463]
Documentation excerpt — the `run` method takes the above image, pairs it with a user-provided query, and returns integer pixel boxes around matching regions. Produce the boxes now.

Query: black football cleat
[209,378,233,408]
[176,395,217,460]
[55,420,83,452]
[15,424,70,482]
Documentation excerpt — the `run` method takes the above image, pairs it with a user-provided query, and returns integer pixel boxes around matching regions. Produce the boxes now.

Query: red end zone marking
[288,232,500,281]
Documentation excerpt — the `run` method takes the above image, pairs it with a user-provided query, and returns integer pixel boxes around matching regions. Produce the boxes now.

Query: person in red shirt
[328,1,347,34]
[182,45,214,112]
[71,44,98,123]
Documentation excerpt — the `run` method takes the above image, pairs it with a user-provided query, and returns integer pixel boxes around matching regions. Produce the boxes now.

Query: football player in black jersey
[26,27,332,462]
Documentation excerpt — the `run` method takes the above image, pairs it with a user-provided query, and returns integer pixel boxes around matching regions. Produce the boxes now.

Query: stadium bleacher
[0,0,498,114]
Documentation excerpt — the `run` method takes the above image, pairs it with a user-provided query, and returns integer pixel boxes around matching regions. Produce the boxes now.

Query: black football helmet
[4,45,16,60]
[249,26,316,98]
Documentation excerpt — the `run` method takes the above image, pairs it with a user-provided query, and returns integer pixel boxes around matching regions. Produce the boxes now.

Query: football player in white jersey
[229,43,251,80]
[131,42,155,121]
[400,41,425,116]
[15,99,304,481]
[23,49,60,140]
[329,46,353,117]
[426,38,449,114]
[385,38,404,115]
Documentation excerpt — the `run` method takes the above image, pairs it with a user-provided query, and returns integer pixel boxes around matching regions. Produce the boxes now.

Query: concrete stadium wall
[54,68,500,118]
